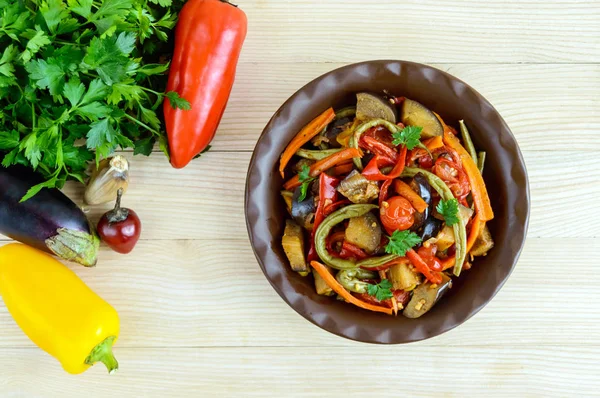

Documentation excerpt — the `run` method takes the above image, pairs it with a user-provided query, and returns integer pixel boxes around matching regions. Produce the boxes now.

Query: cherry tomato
[434,157,470,201]
[380,196,415,233]
[417,245,442,272]
[97,189,142,254]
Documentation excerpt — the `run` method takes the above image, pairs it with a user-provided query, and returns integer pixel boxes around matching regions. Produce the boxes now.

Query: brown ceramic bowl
[245,60,529,344]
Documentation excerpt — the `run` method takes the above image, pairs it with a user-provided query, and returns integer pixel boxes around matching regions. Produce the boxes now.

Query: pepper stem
[85,336,119,374]
[107,188,130,223]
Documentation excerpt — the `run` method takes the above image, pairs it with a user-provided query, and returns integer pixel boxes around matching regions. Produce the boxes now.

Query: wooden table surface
[1,0,599,396]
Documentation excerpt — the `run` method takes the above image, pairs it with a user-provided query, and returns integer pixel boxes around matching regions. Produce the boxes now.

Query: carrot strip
[443,131,494,221]
[328,162,354,176]
[310,261,393,315]
[423,136,444,151]
[283,148,362,190]
[393,180,428,213]
[441,214,483,271]
[279,107,336,178]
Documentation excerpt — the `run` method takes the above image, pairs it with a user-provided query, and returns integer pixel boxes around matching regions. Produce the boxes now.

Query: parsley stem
[123,114,161,136]
[139,86,164,97]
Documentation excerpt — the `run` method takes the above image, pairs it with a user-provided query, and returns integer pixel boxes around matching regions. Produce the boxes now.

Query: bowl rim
[245,59,530,344]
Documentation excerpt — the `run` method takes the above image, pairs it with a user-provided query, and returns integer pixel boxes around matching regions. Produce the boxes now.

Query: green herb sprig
[0,0,190,200]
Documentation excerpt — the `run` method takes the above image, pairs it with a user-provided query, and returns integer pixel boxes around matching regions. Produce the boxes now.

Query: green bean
[335,106,356,120]
[401,167,468,276]
[459,120,478,162]
[314,204,402,270]
[315,204,377,269]
[477,151,486,173]
[295,148,342,161]
[349,119,400,170]
[336,269,377,293]
[357,254,401,269]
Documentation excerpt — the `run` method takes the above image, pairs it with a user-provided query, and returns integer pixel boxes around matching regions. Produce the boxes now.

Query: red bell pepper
[308,173,339,261]
[165,0,247,168]
[362,146,408,181]
[378,179,393,207]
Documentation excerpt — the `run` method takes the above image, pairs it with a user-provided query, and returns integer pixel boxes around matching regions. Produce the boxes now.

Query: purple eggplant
[0,166,99,266]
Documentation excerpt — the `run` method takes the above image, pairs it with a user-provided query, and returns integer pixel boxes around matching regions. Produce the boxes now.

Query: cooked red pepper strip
[362,146,408,181]
[359,135,399,162]
[283,148,362,190]
[328,162,354,176]
[378,179,393,207]
[323,199,351,216]
[308,173,339,261]
[406,249,442,284]
[339,241,369,260]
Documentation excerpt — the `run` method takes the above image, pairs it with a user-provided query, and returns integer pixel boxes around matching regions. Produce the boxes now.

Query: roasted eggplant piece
[403,273,452,318]
[420,217,443,242]
[282,219,309,275]
[291,186,315,230]
[433,204,474,251]
[337,170,379,204]
[344,212,382,254]
[409,173,434,230]
[389,262,421,291]
[313,268,334,296]
[470,224,494,256]
[356,93,397,124]
[401,99,444,138]
[281,190,294,214]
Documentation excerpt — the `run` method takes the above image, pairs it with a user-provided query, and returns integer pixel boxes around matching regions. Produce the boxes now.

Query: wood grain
[240,0,600,64]
[0,238,598,349]
[199,63,600,152]
[0,346,597,397]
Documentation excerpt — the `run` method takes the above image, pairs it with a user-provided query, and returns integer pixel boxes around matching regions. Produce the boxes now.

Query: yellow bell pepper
[0,243,120,375]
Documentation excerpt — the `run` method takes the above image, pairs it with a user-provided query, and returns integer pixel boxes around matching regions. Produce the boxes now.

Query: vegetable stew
[279,93,495,318]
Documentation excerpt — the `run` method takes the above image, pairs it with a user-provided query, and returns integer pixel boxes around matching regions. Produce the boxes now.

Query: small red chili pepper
[97,189,142,254]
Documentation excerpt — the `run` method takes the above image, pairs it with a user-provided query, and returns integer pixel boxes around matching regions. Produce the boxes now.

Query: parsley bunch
[0,0,190,199]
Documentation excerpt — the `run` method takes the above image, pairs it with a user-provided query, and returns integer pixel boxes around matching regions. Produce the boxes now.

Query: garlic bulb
[84,156,130,205]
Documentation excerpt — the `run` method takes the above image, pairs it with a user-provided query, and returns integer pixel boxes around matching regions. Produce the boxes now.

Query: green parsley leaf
[139,106,161,130]
[137,63,170,76]
[297,164,315,202]
[385,230,422,257]
[25,57,66,96]
[20,174,59,203]
[0,45,18,80]
[86,118,116,149]
[63,79,86,107]
[20,27,52,63]
[67,0,93,19]
[40,0,70,35]
[81,79,109,104]
[133,136,155,156]
[392,125,423,150]
[93,0,133,20]
[75,102,112,121]
[165,91,192,110]
[366,279,393,302]
[0,130,20,150]
[19,133,41,169]
[436,198,460,226]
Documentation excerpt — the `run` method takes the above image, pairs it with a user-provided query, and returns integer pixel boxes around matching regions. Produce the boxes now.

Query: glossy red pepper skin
[362,146,408,181]
[164,0,247,169]
[308,173,339,261]
[97,190,142,254]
